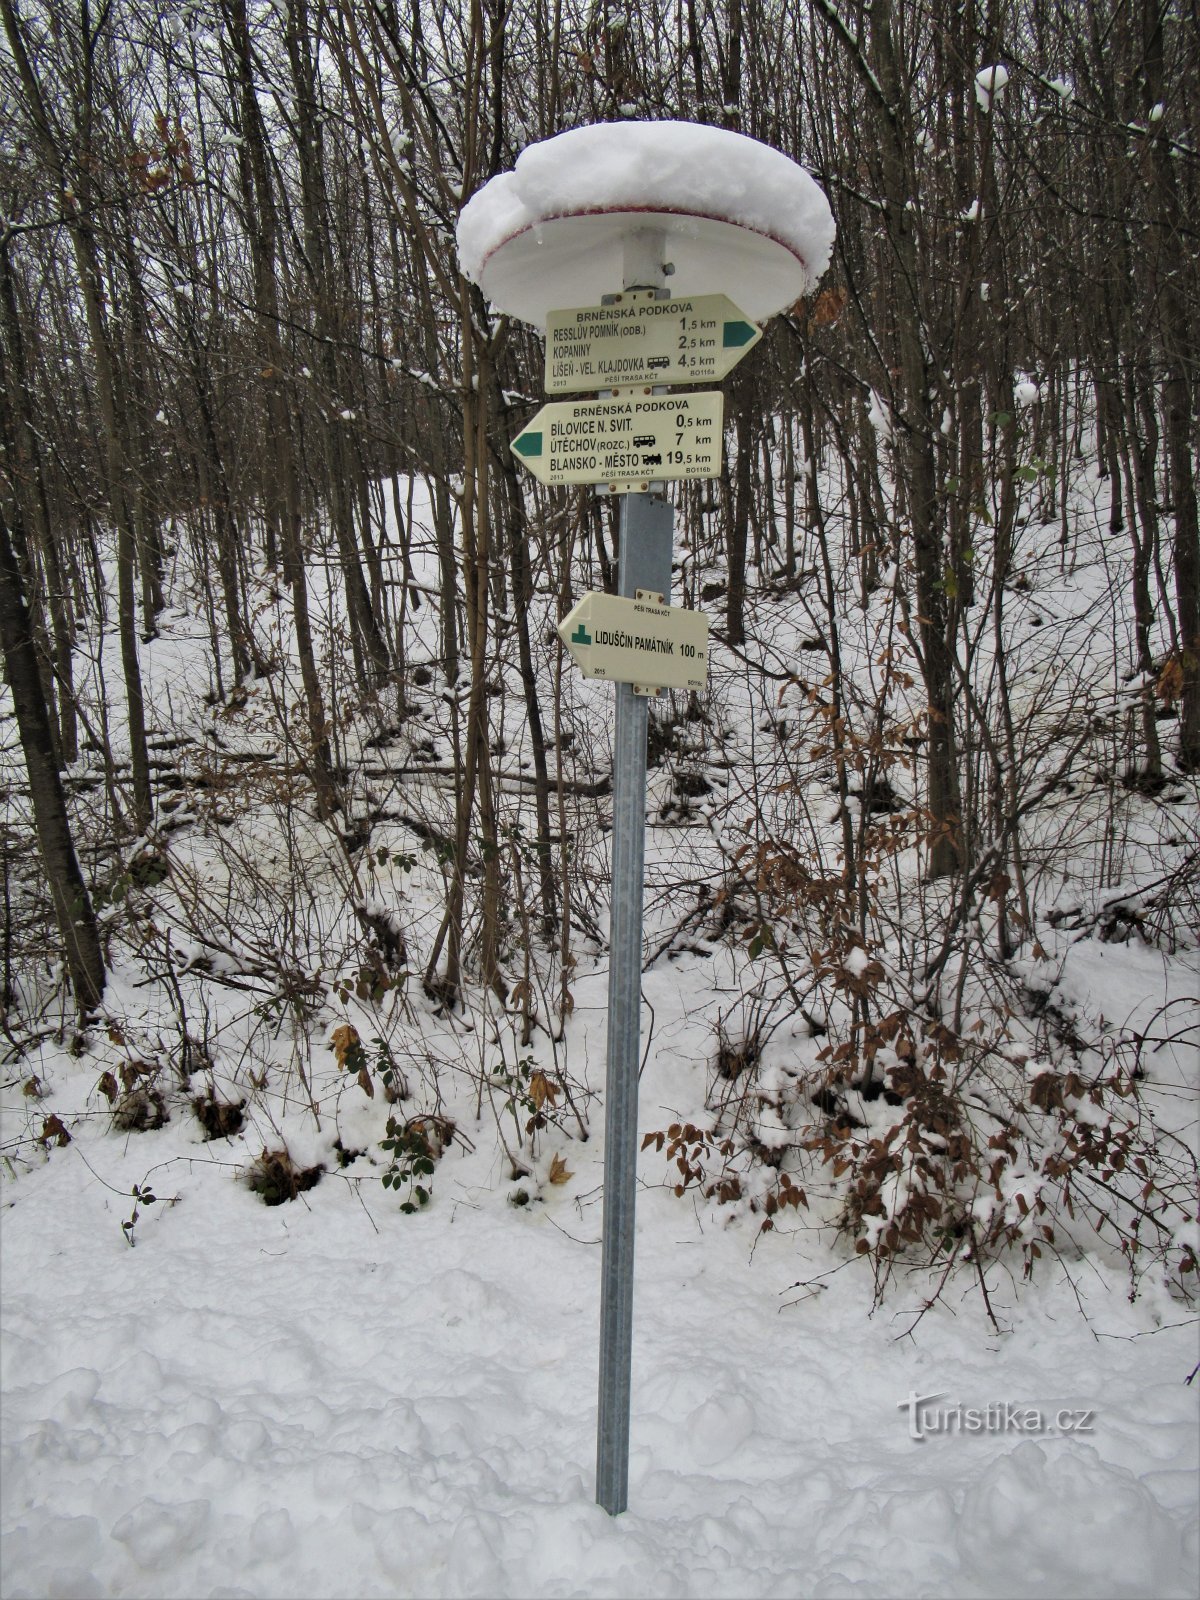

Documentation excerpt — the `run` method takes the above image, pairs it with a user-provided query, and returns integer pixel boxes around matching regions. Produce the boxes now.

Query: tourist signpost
[512,295,733,1514]
[462,123,831,1519]
[545,290,760,392]
[558,589,710,693]
[511,388,724,492]
[510,285,750,1517]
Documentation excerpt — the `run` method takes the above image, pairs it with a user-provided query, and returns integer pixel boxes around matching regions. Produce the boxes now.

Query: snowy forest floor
[1,1081,1197,1600]
[2,465,1199,1599]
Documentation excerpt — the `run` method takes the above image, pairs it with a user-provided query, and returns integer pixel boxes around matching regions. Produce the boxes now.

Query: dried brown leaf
[529,1071,559,1111]
[330,1023,361,1071]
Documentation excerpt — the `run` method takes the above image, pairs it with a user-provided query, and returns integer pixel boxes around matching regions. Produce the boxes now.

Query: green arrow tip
[722,320,756,348]
[513,430,543,458]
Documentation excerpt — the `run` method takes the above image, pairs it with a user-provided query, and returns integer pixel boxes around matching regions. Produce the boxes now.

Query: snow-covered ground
[3,917,1198,1598]
[2,466,1198,1598]
[3,963,1197,1600]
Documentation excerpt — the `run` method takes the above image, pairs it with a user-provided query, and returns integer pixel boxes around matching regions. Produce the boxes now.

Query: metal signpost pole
[595,228,673,1518]
[508,235,741,1517]
[596,490,672,1516]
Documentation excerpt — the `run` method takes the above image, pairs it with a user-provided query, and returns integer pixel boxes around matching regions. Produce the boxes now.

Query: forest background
[0,0,1197,1303]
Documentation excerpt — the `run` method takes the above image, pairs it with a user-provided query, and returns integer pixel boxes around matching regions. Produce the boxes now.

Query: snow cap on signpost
[455,120,835,328]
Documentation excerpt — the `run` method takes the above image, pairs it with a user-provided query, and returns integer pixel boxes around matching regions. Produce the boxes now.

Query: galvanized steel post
[595,489,673,1516]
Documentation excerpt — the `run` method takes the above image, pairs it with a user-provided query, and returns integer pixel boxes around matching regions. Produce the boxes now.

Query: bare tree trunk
[496,400,557,939]
[1119,374,1165,783]
[1140,0,1200,770]
[0,246,77,764]
[1,0,153,832]
[865,0,962,878]
[428,286,505,1001]
[726,387,752,646]
[0,509,105,1014]
[286,0,392,693]
[223,0,338,817]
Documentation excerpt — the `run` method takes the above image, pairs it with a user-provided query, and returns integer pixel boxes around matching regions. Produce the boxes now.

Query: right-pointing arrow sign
[545,291,762,393]
[722,319,757,348]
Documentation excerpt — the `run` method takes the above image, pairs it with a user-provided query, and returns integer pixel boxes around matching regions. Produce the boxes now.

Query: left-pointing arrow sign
[511,388,724,488]
[558,591,710,692]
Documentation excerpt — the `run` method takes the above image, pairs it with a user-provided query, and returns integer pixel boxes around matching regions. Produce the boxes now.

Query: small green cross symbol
[571,623,592,647]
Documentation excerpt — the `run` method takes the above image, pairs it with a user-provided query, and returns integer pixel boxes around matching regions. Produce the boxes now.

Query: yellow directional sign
[558,590,709,693]
[511,388,724,490]
[546,292,761,393]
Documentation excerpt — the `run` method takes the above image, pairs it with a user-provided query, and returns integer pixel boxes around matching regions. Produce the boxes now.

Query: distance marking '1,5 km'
[545,291,760,393]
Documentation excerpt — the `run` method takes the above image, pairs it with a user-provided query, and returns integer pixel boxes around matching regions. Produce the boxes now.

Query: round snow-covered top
[456,121,835,329]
